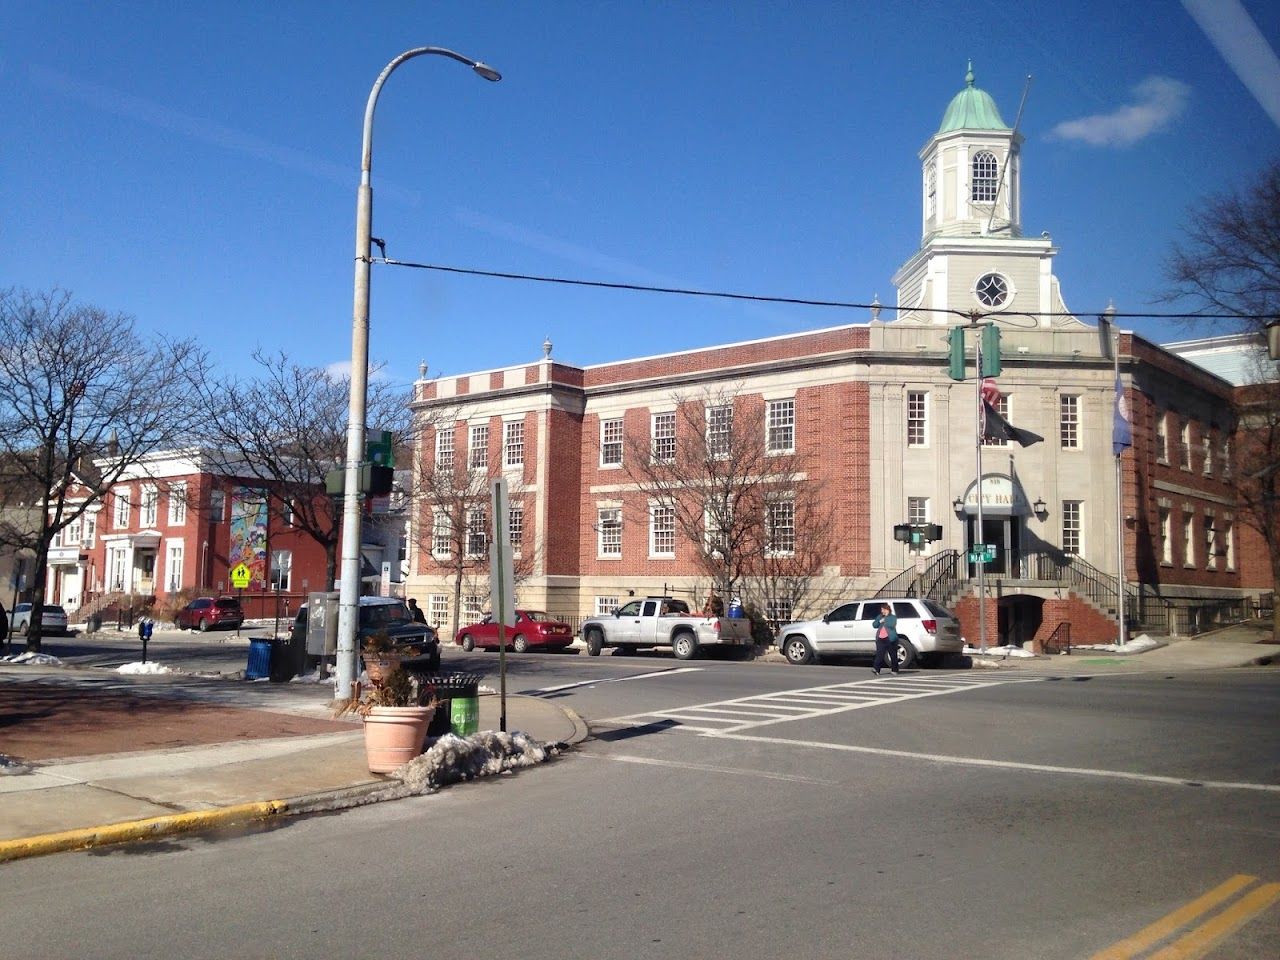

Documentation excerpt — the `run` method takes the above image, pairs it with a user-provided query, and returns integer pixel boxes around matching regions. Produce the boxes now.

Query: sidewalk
[0,671,587,863]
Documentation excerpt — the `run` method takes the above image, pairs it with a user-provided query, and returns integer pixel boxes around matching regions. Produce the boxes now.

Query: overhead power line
[375,257,1279,324]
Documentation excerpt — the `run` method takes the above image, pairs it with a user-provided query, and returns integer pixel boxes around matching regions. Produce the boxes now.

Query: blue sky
[4,1,1279,389]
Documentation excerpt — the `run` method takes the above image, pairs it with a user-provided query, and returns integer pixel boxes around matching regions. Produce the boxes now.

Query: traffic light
[366,429,394,467]
[981,324,1002,378]
[925,523,943,542]
[893,523,913,543]
[947,326,967,381]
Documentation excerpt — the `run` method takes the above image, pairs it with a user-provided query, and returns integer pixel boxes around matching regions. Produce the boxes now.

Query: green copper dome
[937,61,1009,133]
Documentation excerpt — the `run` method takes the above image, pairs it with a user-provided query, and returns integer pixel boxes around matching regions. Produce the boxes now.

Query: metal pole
[335,47,501,701]
[1114,327,1128,647]
[975,330,987,654]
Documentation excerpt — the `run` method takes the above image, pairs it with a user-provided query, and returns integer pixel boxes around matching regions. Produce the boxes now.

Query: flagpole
[1113,323,1128,647]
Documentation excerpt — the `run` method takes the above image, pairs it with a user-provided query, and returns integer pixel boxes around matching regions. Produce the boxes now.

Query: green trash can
[450,695,479,736]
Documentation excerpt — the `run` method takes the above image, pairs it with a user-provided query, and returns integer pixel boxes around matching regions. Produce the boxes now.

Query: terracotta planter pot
[362,704,435,773]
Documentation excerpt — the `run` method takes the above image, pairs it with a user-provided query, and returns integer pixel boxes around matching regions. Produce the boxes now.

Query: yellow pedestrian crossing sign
[229,563,252,589]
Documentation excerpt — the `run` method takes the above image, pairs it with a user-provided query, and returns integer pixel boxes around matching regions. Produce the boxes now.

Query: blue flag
[1112,376,1132,455]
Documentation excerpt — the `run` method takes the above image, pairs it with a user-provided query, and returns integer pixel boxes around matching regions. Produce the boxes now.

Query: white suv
[777,598,963,668]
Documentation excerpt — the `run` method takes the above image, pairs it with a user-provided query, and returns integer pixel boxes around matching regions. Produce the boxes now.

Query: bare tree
[622,385,831,617]
[1164,158,1280,334]
[0,288,204,651]
[191,349,411,589]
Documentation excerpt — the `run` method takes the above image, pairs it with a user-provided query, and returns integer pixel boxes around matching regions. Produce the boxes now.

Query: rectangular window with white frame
[651,412,676,463]
[907,496,928,525]
[765,498,796,556]
[1203,430,1213,475]
[597,507,622,558]
[1224,520,1235,570]
[595,595,619,616]
[707,404,733,460]
[65,518,82,547]
[766,399,796,454]
[463,595,485,623]
[164,542,184,594]
[503,419,524,469]
[269,550,292,591]
[1061,500,1082,555]
[436,428,454,474]
[140,486,158,528]
[704,498,731,555]
[1204,515,1216,570]
[466,507,488,558]
[649,502,676,558]
[1159,506,1172,564]
[83,514,95,547]
[209,489,225,522]
[469,423,489,470]
[428,594,449,628]
[114,488,132,528]
[1156,412,1168,463]
[1179,420,1191,470]
[1221,438,1231,478]
[508,504,523,556]
[765,597,793,626]
[1059,395,1080,449]
[906,391,928,447]
[432,510,452,557]
[1183,512,1195,566]
[600,418,623,467]
[167,482,187,525]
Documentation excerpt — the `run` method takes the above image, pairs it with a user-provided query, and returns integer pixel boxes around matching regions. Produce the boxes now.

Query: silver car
[11,603,70,637]
[777,597,963,668]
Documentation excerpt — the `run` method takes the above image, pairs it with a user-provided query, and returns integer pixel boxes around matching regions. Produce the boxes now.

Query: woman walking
[871,603,900,676]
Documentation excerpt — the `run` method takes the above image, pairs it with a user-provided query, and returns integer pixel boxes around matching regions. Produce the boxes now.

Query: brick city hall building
[406,66,1270,649]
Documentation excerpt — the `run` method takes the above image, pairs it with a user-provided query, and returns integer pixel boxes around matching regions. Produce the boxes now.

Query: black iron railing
[873,550,962,604]
[1043,621,1071,655]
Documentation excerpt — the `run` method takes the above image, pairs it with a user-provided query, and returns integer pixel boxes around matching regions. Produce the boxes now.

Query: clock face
[975,272,1009,307]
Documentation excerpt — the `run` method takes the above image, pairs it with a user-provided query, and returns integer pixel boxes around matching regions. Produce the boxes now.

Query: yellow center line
[1088,875,1257,960]
[1147,882,1280,960]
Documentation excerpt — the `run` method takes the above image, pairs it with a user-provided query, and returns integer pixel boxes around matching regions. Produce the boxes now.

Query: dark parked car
[289,597,439,671]
[175,596,244,632]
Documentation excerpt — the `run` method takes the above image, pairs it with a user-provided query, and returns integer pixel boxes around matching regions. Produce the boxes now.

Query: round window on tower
[974,272,1010,308]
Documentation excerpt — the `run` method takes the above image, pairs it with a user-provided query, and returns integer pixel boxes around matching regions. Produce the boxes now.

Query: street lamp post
[336,47,501,700]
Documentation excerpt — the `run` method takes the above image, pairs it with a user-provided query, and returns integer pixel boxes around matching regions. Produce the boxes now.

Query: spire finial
[418,360,427,379]
[965,59,975,86]
[542,335,553,359]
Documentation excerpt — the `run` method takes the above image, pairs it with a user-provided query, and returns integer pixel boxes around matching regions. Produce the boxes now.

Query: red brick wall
[544,408,582,573]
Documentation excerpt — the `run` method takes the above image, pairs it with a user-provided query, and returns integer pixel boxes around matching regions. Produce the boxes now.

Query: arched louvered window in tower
[972,150,998,202]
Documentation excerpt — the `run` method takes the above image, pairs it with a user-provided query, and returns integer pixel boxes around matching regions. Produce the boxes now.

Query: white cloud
[1047,76,1190,147]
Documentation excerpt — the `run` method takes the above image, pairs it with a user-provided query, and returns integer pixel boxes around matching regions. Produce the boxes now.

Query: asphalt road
[5,634,1279,958]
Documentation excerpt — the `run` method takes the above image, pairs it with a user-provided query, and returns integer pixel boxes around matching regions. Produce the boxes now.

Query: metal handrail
[872,549,962,603]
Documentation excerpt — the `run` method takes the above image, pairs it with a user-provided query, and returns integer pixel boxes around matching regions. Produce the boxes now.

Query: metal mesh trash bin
[398,667,482,737]
[246,638,273,680]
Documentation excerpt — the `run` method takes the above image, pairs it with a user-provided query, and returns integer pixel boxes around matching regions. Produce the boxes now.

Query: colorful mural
[229,487,268,587]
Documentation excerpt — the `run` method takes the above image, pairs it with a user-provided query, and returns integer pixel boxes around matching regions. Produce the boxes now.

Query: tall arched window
[972,151,998,202]
[926,166,937,219]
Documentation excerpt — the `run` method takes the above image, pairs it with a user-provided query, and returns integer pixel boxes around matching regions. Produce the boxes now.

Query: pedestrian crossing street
[600,673,1043,735]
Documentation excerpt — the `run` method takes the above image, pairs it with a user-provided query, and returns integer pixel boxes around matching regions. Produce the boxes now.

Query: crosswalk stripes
[600,673,1042,734]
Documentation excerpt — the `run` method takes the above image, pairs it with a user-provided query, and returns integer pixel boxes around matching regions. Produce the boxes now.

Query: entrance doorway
[966,515,1022,576]
[998,595,1044,648]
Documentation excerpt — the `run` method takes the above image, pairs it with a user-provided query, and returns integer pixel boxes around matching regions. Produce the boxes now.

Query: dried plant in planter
[333,666,437,718]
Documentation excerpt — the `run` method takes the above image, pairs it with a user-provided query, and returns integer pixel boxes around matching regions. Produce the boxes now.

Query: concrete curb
[0,799,288,863]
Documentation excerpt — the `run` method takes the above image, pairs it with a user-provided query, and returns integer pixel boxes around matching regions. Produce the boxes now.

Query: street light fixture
[336,47,501,700]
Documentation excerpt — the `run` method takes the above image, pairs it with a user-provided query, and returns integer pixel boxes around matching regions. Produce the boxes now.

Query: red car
[175,596,244,631]
[454,610,574,653]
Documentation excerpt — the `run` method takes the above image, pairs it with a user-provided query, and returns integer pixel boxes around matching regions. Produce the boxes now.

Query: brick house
[403,66,1272,648]
[45,449,332,620]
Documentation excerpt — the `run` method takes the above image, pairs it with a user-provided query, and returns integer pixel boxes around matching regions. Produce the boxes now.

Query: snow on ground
[0,754,32,776]
[0,651,63,666]
[1072,633,1161,654]
[963,644,1037,658]
[116,661,177,675]
[396,730,559,794]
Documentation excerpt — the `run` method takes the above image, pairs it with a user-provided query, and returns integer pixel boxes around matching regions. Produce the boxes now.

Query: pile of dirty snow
[396,730,559,794]
[117,661,177,675]
[0,754,32,776]
[0,651,63,666]
[1073,633,1160,654]
[964,644,1037,658]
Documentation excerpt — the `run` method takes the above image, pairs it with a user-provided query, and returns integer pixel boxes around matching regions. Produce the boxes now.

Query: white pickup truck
[580,596,754,660]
